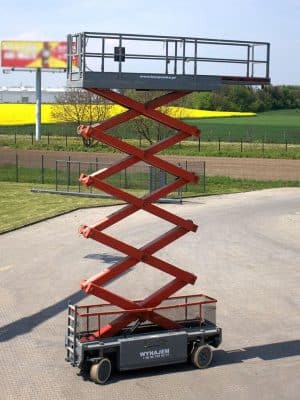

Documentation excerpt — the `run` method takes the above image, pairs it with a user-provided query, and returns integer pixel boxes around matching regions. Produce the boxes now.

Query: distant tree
[223,86,256,112]
[190,85,300,113]
[51,88,110,146]
[286,86,300,107]
[195,92,215,110]
[120,90,184,145]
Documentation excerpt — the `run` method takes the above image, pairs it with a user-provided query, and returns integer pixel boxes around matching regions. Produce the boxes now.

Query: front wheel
[90,358,112,384]
[191,344,213,369]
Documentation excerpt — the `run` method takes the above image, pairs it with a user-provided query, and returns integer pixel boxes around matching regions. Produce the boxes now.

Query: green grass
[0,134,299,159]
[1,178,299,233]
[161,140,300,159]
[204,176,300,194]
[0,182,121,233]
[0,123,77,137]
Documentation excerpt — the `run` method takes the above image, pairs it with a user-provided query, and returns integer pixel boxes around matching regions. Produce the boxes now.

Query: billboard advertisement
[1,41,70,69]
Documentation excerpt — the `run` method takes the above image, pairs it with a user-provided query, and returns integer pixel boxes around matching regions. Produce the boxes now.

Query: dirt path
[1,148,300,181]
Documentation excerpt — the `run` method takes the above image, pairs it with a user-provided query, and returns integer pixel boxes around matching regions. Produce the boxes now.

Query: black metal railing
[67,32,270,82]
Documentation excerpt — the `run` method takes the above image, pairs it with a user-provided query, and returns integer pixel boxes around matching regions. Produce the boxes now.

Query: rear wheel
[90,358,112,384]
[191,344,212,369]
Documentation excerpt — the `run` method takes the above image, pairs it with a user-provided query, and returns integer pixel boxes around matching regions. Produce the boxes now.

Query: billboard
[1,41,70,69]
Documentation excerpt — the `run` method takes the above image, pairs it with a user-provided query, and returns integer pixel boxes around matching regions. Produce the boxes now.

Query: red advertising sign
[1,41,70,69]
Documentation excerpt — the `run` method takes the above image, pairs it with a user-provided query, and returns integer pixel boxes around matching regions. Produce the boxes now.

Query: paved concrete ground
[0,188,299,400]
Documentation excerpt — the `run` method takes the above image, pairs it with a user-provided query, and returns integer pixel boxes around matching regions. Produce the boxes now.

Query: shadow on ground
[0,252,129,342]
[84,253,124,264]
[103,339,300,384]
[0,290,87,342]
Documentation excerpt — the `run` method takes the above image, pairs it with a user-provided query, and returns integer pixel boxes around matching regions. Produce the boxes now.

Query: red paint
[78,90,201,338]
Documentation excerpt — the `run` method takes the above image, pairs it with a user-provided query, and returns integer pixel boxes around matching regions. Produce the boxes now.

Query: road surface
[0,188,299,400]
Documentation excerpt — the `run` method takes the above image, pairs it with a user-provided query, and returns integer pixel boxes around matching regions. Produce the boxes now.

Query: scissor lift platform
[67,32,270,91]
[66,294,222,384]
[64,31,270,384]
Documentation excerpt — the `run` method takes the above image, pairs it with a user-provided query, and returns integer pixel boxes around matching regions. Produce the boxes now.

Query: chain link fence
[0,128,299,157]
[0,151,205,200]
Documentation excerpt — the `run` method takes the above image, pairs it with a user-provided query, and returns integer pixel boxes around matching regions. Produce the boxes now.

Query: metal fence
[0,131,299,156]
[0,151,206,200]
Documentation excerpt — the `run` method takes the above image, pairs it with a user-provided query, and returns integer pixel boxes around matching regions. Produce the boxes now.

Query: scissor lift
[65,32,270,383]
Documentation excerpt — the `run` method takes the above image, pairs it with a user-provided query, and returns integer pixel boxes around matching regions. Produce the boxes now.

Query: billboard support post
[35,68,41,141]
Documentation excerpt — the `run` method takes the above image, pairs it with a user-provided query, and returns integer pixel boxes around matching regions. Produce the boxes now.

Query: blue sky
[0,0,299,87]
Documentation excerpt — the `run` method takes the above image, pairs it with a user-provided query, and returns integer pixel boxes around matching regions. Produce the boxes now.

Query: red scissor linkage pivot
[78,89,200,338]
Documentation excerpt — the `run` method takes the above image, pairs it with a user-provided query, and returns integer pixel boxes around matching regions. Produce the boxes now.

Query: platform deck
[67,32,270,91]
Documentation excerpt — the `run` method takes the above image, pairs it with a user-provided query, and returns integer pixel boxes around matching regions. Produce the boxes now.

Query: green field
[185,109,300,143]
[1,109,300,143]
[0,109,299,159]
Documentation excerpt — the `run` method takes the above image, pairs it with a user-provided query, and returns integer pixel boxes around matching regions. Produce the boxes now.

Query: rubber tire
[90,358,112,384]
[191,344,213,369]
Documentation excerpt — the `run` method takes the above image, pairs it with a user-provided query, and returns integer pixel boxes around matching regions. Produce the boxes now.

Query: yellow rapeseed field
[0,103,255,125]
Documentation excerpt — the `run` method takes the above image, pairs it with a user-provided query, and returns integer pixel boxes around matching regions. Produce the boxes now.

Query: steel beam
[78,90,200,338]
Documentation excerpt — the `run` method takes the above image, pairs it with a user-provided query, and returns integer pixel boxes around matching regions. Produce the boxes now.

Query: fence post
[47,131,50,146]
[41,155,44,184]
[285,140,288,152]
[65,132,68,148]
[185,160,188,192]
[262,139,264,155]
[55,161,58,191]
[16,153,19,183]
[240,138,243,152]
[67,156,71,191]
[198,136,201,152]
[218,138,221,152]
[31,130,34,145]
[14,129,17,144]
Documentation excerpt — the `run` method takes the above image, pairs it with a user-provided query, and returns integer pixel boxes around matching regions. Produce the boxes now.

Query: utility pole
[35,68,42,141]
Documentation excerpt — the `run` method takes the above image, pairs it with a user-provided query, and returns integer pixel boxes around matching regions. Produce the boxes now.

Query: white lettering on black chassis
[73,326,222,370]
[139,348,170,360]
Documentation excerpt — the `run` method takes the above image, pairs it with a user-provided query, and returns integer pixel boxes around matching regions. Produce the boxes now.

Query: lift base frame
[71,323,222,372]
[65,294,222,380]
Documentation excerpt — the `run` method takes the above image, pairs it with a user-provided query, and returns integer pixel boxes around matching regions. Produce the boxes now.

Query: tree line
[52,86,300,146]
[183,85,300,113]
[53,86,300,122]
